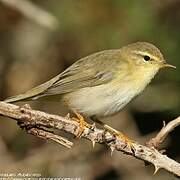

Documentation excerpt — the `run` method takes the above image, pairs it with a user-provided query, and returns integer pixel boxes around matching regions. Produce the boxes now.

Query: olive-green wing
[4,50,121,102]
[43,50,118,95]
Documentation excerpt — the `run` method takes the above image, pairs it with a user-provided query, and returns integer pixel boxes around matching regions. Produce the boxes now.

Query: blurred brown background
[0,0,179,179]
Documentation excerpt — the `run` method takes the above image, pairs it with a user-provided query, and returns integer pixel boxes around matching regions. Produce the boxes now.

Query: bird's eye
[143,55,151,61]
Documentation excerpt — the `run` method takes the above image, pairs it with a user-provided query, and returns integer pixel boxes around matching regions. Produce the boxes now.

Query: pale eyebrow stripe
[133,50,157,60]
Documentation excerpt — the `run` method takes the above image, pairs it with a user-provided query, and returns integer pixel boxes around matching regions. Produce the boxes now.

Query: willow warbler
[4,42,175,144]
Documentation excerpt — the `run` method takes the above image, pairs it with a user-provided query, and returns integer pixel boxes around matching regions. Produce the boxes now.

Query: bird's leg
[72,111,91,138]
[103,124,134,149]
[90,116,134,150]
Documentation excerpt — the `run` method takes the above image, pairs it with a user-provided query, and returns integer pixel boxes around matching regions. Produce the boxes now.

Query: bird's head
[121,42,176,70]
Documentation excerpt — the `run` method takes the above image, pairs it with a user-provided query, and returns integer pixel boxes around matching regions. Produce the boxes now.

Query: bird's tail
[4,84,46,103]
[4,74,61,103]
[4,71,65,103]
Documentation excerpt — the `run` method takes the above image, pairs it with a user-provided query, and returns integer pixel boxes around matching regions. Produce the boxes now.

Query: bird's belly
[63,83,138,117]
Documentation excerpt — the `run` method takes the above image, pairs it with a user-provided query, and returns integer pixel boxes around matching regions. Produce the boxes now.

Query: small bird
[4,42,175,146]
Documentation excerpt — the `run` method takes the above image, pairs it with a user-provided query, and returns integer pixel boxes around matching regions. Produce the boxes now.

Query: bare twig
[0,101,179,177]
[0,0,58,30]
[146,117,180,149]
[27,127,73,149]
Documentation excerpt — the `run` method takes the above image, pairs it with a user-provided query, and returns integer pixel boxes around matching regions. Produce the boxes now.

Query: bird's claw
[104,124,134,152]
[72,112,90,138]
[115,131,134,152]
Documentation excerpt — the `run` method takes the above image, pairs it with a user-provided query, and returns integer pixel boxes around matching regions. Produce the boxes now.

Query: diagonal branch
[146,117,180,149]
[0,101,179,177]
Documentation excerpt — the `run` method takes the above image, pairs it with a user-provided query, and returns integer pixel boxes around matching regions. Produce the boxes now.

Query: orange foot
[104,124,134,151]
[72,112,91,138]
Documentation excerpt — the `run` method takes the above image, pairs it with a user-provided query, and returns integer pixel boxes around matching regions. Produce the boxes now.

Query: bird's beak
[161,62,176,69]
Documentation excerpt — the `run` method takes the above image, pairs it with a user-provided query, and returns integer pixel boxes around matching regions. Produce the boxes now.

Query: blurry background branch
[0,101,179,177]
[0,0,58,30]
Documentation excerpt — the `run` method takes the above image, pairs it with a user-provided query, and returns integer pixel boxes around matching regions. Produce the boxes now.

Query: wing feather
[44,50,120,95]
[5,49,122,102]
